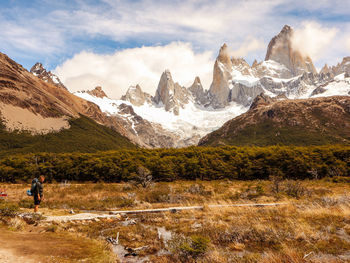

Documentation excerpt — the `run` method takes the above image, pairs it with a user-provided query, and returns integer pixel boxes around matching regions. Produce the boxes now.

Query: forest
[0,145,349,183]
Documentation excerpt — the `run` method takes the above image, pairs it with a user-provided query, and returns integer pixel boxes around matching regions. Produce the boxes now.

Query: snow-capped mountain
[52,25,350,148]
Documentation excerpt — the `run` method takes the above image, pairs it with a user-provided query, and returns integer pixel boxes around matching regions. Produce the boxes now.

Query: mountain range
[75,25,350,147]
[1,24,350,151]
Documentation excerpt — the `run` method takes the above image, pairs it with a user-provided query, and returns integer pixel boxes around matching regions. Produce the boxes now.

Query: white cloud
[54,42,214,99]
[347,37,350,52]
[230,37,265,58]
[291,21,338,61]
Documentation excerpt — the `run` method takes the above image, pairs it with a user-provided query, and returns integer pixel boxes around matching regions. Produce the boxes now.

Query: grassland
[1,179,349,262]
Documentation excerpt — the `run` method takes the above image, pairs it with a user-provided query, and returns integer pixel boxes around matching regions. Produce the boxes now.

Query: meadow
[1,179,349,262]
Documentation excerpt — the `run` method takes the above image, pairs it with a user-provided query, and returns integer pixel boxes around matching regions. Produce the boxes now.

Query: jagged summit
[30,62,67,90]
[86,86,107,98]
[154,70,190,115]
[265,25,317,77]
[331,57,350,76]
[121,84,152,106]
[208,44,233,108]
[217,43,232,68]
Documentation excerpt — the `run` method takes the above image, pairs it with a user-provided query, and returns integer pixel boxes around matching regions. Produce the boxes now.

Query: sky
[1,0,350,98]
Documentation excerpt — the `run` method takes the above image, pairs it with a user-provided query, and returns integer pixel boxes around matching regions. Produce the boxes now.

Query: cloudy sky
[1,0,350,98]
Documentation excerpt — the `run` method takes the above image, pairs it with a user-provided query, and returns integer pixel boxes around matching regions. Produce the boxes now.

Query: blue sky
[1,0,350,97]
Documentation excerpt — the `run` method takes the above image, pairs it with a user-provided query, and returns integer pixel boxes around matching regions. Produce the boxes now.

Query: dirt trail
[45,202,288,222]
[0,248,35,263]
[0,227,112,263]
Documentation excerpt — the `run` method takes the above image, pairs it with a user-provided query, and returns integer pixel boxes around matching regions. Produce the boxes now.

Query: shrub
[169,234,210,261]
[0,202,19,217]
[180,235,210,259]
[283,180,307,199]
[130,166,153,188]
[144,185,170,203]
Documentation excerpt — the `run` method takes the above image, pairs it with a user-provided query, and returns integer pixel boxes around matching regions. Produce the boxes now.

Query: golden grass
[1,179,349,262]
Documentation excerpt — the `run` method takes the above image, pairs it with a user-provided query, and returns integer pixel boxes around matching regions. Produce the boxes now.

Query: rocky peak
[332,57,350,76]
[208,44,234,108]
[265,25,317,77]
[86,86,107,98]
[252,59,258,68]
[218,43,232,69]
[121,84,152,106]
[153,70,190,115]
[30,62,67,90]
[320,64,330,74]
[231,57,253,76]
[189,76,208,105]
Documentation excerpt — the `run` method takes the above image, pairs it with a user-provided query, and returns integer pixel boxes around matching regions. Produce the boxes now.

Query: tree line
[0,146,349,183]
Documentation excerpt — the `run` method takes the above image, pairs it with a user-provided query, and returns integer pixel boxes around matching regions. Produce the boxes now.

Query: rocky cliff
[153,70,190,115]
[30,62,67,90]
[265,25,317,77]
[121,85,152,106]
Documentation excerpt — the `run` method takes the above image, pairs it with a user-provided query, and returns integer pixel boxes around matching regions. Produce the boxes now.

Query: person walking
[33,175,45,213]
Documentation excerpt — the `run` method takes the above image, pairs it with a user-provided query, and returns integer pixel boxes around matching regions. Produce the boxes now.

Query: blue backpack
[27,178,39,196]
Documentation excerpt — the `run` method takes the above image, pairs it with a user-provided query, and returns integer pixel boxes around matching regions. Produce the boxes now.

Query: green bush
[179,235,210,259]
[0,146,349,183]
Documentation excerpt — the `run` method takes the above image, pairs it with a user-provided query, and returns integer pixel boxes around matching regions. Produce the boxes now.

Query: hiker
[33,175,45,213]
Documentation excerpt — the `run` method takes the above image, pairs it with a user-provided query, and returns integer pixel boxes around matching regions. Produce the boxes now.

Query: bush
[180,235,210,259]
[144,185,170,203]
[283,180,307,199]
[0,202,19,217]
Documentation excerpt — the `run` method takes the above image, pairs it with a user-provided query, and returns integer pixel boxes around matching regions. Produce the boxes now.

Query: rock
[331,57,350,76]
[121,85,152,106]
[192,222,202,229]
[265,25,317,77]
[208,44,232,108]
[30,62,67,90]
[86,86,107,98]
[153,70,190,115]
[188,76,209,105]
[121,219,136,226]
[230,83,264,107]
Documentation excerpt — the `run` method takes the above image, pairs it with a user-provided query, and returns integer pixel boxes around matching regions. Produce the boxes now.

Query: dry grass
[1,179,350,262]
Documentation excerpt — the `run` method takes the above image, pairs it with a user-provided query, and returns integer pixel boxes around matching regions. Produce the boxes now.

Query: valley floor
[0,179,350,262]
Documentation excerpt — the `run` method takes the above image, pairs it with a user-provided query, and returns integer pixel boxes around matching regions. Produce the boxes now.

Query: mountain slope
[0,52,135,152]
[0,115,136,156]
[199,95,350,146]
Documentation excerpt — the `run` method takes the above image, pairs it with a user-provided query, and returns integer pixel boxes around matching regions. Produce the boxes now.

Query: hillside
[0,115,135,156]
[199,95,350,146]
[0,52,136,152]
